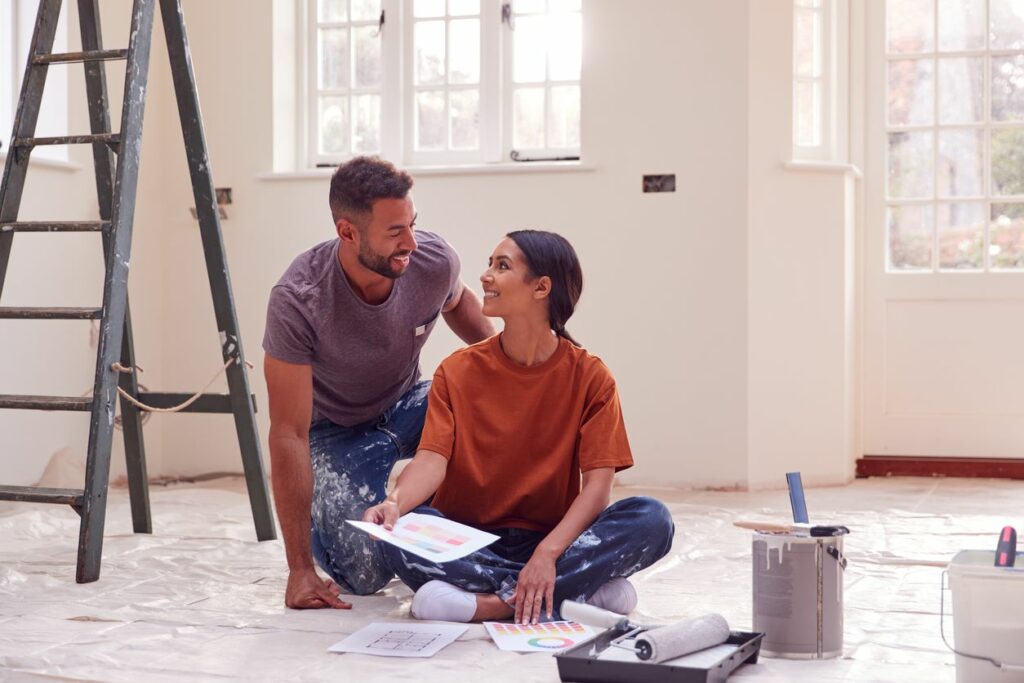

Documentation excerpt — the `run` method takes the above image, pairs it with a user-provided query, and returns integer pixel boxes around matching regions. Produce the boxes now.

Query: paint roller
[561,601,731,663]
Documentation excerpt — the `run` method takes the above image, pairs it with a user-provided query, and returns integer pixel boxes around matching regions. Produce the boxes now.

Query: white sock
[410,580,477,622]
[587,578,637,615]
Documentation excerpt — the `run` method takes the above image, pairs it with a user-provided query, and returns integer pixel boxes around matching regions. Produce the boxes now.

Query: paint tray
[554,626,764,683]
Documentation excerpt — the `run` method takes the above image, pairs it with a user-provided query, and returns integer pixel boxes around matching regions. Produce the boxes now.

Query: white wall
[1,0,863,492]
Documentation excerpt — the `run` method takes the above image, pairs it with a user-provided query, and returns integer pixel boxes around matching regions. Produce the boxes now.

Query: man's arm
[442,281,495,344]
[265,354,349,610]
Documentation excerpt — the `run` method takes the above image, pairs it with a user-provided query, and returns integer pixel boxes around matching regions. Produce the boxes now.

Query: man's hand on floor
[285,568,352,609]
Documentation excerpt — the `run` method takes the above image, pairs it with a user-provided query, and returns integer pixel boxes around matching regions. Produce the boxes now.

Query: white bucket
[946,550,1024,683]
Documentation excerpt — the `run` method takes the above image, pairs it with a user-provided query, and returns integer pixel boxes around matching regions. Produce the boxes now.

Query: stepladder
[0,0,277,583]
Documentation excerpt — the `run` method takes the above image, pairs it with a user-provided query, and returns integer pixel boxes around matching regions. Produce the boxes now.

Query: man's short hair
[329,156,414,224]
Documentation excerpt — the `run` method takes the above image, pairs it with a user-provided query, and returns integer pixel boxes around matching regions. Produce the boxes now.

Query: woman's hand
[512,549,557,624]
[362,499,401,530]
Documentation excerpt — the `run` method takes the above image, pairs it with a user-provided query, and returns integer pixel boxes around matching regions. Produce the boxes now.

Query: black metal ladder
[0,0,277,584]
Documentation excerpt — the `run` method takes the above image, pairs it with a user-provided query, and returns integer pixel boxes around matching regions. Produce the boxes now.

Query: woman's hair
[506,230,583,346]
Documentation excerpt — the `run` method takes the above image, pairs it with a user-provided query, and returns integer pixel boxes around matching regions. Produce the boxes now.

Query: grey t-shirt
[263,230,460,427]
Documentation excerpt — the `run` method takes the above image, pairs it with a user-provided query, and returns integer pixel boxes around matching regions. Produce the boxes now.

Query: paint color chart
[347,513,500,563]
[483,621,599,652]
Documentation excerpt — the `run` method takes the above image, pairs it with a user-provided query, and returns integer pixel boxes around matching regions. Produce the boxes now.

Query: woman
[362,230,674,625]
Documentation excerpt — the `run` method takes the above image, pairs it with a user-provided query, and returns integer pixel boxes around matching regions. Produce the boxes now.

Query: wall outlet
[643,174,676,193]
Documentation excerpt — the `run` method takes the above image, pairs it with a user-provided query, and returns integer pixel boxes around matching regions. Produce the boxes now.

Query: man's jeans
[381,496,675,618]
[308,380,430,595]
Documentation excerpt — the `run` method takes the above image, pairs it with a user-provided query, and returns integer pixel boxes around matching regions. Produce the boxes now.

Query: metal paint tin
[751,532,847,659]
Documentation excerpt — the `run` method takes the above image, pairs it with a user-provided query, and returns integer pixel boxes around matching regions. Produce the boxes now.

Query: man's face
[353,197,418,279]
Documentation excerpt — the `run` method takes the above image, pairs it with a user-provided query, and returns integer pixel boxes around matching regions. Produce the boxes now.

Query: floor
[1,475,1021,682]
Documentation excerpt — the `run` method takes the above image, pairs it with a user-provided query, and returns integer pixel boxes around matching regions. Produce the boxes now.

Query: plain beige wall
[1,0,860,492]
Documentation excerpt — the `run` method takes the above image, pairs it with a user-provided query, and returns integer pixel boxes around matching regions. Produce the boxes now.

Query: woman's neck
[499,317,559,367]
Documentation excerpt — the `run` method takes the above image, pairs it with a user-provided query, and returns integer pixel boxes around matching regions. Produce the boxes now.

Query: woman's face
[480,237,540,318]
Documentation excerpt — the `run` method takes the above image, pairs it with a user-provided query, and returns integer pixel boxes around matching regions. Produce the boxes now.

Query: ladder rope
[110,357,254,413]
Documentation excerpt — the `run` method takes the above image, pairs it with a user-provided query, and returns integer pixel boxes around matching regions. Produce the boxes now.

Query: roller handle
[995,526,1017,567]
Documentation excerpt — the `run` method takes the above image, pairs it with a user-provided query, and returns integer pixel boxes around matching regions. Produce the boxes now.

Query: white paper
[328,622,468,658]
[347,513,499,563]
[483,621,600,652]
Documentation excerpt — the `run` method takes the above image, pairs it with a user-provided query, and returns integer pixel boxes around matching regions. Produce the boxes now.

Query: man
[263,156,495,609]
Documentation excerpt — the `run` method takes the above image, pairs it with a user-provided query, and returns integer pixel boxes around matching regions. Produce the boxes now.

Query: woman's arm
[513,467,615,623]
[362,450,449,529]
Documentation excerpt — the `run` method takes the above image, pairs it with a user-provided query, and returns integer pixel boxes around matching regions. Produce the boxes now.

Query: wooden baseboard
[856,455,1024,480]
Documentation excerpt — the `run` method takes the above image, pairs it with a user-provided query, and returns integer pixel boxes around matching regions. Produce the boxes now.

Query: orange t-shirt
[419,335,634,533]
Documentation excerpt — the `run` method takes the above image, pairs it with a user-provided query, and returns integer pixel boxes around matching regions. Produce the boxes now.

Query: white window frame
[881,0,1024,273]
[300,0,581,169]
[792,0,848,162]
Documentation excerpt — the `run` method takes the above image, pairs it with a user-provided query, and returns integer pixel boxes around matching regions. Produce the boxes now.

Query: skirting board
[857,456,1024,480]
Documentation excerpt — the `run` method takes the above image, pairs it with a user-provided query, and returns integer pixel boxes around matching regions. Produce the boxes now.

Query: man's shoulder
[411,230,456,272]
[274,239,338,296]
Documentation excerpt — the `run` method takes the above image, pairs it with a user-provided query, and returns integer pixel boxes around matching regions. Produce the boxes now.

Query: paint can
[751,531,848,658]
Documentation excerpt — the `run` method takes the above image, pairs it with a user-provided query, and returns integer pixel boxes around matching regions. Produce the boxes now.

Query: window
[886,0,1024,271]
[0,0,68,164]
[303,0,581,168]
[793,0,840,160]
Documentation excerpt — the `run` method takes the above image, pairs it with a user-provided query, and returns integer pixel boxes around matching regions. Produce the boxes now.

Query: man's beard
[358,241,409,279]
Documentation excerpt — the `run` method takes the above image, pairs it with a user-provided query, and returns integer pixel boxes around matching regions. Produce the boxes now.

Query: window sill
[258,161,596,181]
[783,160,863,179]
[0,152,82,173]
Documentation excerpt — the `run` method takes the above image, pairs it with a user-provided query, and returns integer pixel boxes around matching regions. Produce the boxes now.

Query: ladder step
[33,49,128,65]
[0,307,102,319]
[136,392,259,414]
[0,395,94,411]
[0,485,84,507]
[13,133,120,147]
[1,221,110,233]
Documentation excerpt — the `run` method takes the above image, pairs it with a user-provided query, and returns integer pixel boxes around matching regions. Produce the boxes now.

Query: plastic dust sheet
[2,475,1020,682]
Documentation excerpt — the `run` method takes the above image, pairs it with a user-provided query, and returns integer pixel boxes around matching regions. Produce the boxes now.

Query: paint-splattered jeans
[308,380,431,595]
[382,496,675,618]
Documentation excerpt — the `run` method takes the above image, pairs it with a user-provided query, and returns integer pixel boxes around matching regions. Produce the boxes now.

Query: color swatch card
[483,621,600,652]
[347,513,499,562]
[328,622,468,658]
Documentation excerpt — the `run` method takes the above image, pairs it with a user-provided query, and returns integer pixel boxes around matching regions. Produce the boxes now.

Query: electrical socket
[643,174,676,193]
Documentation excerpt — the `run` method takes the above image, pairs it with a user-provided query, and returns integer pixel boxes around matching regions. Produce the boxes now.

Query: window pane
[353,25,381,88]
[449,19,480,84]
[514,15,547,82]
[938,0,985,51]
[416,90,446,150]
[889,131,934,198]
[319,96,349,155]
[887,0,935,53]
[795,81,820,146]
[548,85,580,148]
[992,55,1024,122]
[319,0,348,22]
[515,0,547,13]
[450,89,480,149]
[795,8,820,78]
[990,203,1024,268]
[351,0,380,21]
[937,202,985,269]
[992,128,1024,195]
[991,0,1024,50]
[414,0,445,18]
[415,21,446,85]
[319,28,350,89]
[938,57,984,124]
[449,0,480,16]
[938,130,984,197]
[547,12,581,81]
[888,59,934,126]
[353,94,380,152]
[513,87,545,149]
[889,205,934,269]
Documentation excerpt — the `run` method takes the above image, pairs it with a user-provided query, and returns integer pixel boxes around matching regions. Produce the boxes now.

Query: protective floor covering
[2,476,1020,682]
